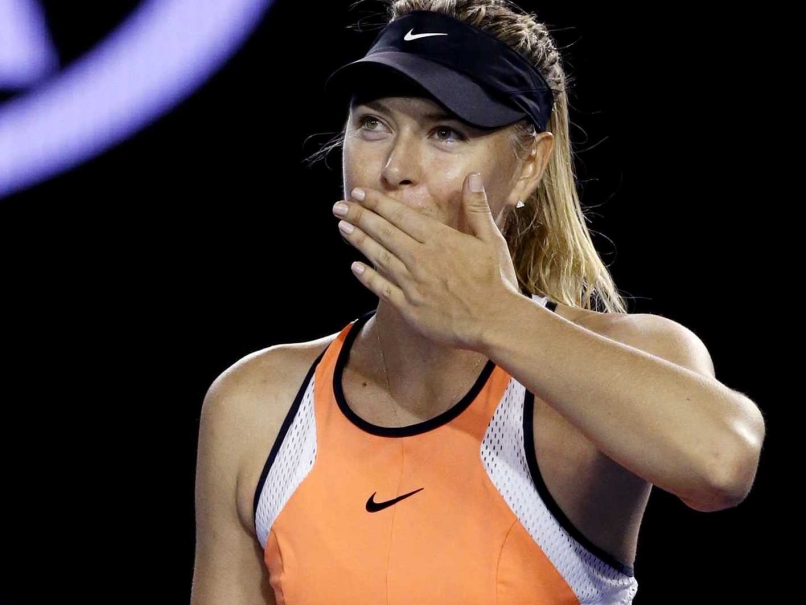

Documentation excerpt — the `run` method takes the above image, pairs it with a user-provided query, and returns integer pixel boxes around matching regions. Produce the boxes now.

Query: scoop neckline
[332,286,552,437]
[331,309,498,438]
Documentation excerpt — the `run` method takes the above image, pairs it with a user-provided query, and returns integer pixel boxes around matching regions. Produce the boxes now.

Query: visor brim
[325,51,526,129]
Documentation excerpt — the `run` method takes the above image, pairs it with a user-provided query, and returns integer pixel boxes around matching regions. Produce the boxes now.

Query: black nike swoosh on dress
[365,487,424,512]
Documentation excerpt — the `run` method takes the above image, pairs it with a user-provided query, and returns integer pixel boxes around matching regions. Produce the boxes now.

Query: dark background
[0,1,780,603]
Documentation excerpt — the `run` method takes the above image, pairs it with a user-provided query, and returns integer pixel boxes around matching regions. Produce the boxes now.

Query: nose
[380,131,420,189]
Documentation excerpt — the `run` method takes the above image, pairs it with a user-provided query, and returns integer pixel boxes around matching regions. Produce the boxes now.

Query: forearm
[477,290,764,510]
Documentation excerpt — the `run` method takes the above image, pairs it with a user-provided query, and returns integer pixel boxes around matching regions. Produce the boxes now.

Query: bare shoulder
[550,297,716,379]
[192,330,342,605]
[587,309,717,379]
[203,331,342,536]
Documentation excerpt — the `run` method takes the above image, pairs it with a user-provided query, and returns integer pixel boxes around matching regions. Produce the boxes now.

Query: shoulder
[197,331,342,533]
[550,302,715,379]
[203,334,336,407]
[592,311,716,379]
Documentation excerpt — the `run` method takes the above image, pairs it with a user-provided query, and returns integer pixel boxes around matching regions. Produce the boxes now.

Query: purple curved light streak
[0,0,275,200]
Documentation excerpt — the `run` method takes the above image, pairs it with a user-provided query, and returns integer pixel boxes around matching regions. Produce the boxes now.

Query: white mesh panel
[255,374,318,550]
[480,379,639,604]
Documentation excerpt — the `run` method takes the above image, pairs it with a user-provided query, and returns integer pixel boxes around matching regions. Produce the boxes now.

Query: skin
[340,93,554,417]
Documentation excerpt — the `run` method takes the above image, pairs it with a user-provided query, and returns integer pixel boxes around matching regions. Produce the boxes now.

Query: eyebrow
[357,99,463,123]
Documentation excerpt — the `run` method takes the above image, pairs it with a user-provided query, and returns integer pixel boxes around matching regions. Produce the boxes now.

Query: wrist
[473,285,525,355]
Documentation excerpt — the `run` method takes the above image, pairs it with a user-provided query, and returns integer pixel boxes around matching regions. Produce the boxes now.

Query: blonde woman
[191,1,766,603]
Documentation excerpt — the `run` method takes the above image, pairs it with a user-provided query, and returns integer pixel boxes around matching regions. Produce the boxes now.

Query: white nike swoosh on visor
[404,29,448,41]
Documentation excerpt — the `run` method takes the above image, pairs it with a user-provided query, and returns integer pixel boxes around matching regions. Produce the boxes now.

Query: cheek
[482,165,515,212]
[341,143,367,190]
[343,135,377,169]
[429,163,470,198]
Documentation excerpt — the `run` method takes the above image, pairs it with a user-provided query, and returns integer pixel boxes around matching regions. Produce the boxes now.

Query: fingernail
[469,173,484,192]
[351,188,366,201]
[333,202,348,217]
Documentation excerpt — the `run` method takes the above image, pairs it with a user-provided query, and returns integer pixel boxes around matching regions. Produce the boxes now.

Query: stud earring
[516,200,525,208]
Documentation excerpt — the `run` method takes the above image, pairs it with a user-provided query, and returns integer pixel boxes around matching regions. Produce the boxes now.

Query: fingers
[337,218,410,286]
[333,191,422,268]
[350,260,405,307]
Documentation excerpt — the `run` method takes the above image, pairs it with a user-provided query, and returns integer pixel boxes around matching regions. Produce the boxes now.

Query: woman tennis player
[191,1,766,603]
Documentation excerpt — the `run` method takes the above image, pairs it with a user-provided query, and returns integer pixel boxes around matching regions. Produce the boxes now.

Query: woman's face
[342,94,541,235]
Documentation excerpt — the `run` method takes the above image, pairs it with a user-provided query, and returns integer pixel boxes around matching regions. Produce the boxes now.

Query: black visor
[324,10,554,131]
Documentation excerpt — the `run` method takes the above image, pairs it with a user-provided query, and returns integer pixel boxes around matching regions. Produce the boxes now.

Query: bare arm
[479,292,765,513]
[190,363,277,605]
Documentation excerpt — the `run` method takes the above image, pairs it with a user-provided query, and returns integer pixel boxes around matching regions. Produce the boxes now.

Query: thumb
[463,172,498,242]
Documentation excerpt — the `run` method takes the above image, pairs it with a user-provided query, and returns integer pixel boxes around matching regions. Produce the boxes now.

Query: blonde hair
[305,0,629,313]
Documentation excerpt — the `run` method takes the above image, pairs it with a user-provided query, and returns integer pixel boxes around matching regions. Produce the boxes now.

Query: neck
[358,300,490,417]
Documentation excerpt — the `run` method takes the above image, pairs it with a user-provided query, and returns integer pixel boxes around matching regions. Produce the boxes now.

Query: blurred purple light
[0,0,59,88]
[0,0,275,199]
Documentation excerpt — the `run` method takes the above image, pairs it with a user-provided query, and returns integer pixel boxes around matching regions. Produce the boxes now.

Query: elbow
[680,452,760,513]
[684,411,766,513]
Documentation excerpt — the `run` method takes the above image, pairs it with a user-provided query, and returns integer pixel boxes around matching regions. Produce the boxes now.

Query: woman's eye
[357,115,465,142]
[359,116,384,131]
[434,126,465,142]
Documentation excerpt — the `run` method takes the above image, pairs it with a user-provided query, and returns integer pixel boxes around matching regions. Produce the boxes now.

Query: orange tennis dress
[253,291,638,604]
